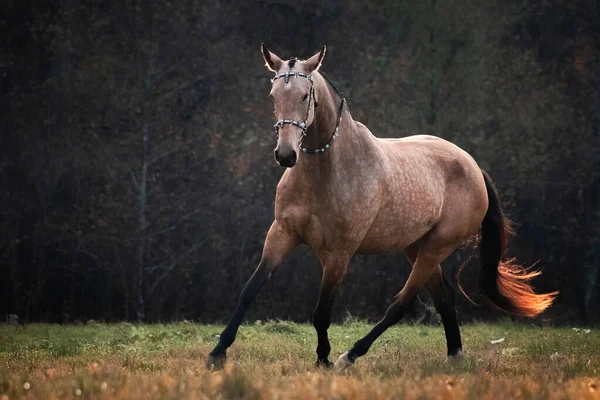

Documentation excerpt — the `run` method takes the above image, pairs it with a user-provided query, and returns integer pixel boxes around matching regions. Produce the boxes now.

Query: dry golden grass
[0,321,599,399]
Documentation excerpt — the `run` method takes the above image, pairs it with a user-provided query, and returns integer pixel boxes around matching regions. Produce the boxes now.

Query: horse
[205,44,558,370]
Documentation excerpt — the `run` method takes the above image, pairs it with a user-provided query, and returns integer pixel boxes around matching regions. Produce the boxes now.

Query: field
[0,320,599,399]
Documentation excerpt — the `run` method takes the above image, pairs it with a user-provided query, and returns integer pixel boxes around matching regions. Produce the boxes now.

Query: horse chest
[276,189,378,253]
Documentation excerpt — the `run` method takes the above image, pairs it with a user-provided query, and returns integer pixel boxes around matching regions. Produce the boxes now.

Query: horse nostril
[282,151,297,167]
[274,149,297,167]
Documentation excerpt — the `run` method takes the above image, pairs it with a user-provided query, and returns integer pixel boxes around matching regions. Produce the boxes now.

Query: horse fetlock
[217,328,237,349]
[333,351,353,371]
[316,342,331,358]
[350,338,370,358]
[449,348,463,357]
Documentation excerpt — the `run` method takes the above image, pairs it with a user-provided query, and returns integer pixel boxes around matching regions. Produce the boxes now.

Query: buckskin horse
[205,45,557,370]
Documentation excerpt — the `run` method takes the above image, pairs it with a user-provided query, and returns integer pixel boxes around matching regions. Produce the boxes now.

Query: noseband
[271,69,346,155]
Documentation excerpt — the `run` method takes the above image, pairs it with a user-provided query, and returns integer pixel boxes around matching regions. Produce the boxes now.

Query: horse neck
[294,73,360,179]
[300,73,340,150]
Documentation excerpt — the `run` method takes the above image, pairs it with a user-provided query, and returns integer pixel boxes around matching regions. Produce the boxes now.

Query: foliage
[0,0,599,323]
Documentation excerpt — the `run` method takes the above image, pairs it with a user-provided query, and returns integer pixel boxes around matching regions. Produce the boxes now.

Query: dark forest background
[1,0,599,325]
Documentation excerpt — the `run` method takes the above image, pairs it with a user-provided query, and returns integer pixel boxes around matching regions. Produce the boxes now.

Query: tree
[47,0,224,321]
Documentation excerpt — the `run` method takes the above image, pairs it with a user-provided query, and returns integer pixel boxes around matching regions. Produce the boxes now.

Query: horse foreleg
[425,265,463,358]
[313,258,349,367]
[334,251,440,369]
[205,221,298,370]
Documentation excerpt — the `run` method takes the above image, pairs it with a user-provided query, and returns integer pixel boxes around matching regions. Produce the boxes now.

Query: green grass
[0,321,598,399]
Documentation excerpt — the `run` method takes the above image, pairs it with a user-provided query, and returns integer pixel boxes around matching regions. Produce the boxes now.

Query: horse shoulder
[274,172,310,237]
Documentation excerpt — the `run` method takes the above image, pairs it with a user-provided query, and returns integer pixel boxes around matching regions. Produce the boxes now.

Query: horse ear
[261,43,283,72]
[305,45,326,72]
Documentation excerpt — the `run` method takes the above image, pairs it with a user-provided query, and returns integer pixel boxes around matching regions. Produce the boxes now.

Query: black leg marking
[205,221,298,370]
[207,264,271,367]
[426,269,463,356]
[345,296,416,364]
[313,264,347,368]
[314,305,333,367]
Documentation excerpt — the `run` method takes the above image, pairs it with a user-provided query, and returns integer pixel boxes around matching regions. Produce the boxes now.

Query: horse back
[358,135,486,253]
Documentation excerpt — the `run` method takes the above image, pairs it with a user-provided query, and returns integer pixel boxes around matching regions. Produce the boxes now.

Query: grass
[0,320,598,399]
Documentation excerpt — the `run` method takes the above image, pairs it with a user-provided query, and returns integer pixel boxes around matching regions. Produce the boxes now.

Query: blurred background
[1,0,598,325]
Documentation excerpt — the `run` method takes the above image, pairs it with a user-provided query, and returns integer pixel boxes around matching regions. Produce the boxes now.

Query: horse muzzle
[274,148,297,168]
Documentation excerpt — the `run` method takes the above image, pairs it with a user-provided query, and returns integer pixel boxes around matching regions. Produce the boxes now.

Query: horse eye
[302,93,309,102]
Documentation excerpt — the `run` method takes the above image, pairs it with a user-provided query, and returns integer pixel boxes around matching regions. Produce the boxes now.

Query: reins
[271,69,346,155]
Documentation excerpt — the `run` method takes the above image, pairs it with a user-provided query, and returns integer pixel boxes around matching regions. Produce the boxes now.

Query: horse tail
[471,170,557,317]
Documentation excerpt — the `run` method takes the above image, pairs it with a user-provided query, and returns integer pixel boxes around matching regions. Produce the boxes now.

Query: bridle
[271,68,346,155]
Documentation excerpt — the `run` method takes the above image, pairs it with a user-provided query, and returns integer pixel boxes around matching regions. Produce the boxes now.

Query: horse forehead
[271,72,311,94]
[283,58,309,73]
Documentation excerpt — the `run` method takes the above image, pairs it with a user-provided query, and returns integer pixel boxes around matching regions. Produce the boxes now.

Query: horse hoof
[315,359,334,369]
[205,354,226,370]
[445,349,464,363]
[333,351,353,371]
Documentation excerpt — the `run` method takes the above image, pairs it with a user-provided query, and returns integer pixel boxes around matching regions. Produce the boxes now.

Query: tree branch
[152,77,207,100]
[148,236,210,295]
[128,167,139,189]
[151,62,179,87]
[147,136,204,166]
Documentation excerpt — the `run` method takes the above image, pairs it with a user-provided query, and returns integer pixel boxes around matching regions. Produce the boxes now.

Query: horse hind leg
[334,245,449,369]
[405,244,463,358]
[333,192,483,369]
[425,265,463,358]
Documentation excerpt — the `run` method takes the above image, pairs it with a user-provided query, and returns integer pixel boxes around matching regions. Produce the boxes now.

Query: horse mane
[317,70,344,100]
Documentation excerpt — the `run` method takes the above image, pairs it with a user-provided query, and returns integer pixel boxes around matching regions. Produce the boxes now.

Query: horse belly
[357,214,435,254]
[356,186,443,254]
